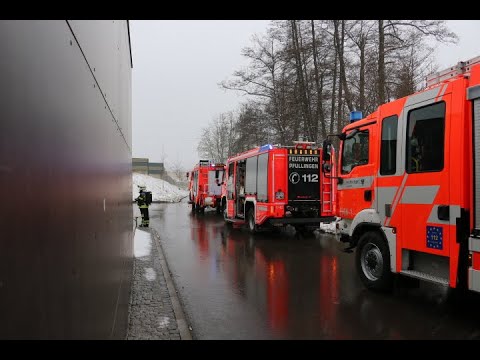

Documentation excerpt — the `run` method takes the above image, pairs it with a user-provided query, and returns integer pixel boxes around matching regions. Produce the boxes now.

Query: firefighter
[410,129,423,172]
[135,186,150,227]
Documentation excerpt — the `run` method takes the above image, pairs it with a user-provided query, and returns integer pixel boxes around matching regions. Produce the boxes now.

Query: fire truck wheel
[191,203,196,212]
[356,231,393,292]
[247,208,258,234]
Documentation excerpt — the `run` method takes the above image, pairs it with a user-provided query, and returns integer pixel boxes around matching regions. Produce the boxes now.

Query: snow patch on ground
[144,267,157,281]
[319,220,338,234]
[133,173,188,203]
[134,229,152,258]
[158,316,170,329]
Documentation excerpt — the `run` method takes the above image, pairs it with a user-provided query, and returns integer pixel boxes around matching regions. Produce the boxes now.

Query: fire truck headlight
[275,190,284,200]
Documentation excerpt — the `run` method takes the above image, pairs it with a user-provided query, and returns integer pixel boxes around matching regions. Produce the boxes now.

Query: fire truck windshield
[341,131,369,174]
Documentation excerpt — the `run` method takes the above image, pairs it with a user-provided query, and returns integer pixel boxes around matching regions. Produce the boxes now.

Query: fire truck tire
[191,202,196,212]
[247,208,258,234]
[356,231,393,292]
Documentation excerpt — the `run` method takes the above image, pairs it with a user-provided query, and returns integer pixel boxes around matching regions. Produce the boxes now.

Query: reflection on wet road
[150,203,480,339]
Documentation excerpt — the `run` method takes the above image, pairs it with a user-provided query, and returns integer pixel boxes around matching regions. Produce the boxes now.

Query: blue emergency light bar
[259,144,273,152]
[350,111,363,123]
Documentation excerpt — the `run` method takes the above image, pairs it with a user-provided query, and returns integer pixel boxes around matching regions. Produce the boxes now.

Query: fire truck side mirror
[186,172,189,178]
[345,129,359,140]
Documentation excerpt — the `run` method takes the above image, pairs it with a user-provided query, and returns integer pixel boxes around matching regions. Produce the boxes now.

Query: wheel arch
[351,222,383,248]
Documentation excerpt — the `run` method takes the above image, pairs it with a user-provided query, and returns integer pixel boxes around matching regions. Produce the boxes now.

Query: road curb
[124,224,137,340]
[151,228,193,340]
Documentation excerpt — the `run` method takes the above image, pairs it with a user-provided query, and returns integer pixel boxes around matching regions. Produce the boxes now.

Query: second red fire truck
[322,56,480,295]
[222,141,336,234]
[187,160,225,213]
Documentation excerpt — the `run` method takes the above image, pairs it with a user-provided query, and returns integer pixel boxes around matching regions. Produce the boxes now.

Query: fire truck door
[338,124,375,220]
[226,162,236,218]
[400,97,450,255]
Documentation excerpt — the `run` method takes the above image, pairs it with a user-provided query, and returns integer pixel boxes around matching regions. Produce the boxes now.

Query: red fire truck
[322,56,480,293]
[187,160,225,213]
[222,141,336,233]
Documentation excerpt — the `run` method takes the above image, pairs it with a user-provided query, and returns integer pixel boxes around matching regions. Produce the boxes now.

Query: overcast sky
[130,20,480,171]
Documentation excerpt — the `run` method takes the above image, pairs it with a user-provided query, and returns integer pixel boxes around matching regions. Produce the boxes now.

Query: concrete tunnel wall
[0,20,133,339]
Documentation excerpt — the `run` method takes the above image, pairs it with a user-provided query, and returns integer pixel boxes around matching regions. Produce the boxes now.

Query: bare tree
[158,144,166,163]
[333,20,354,114]
[345,20,376,111]
[329,41,338,135]
[170,158,185,182]
[377,20,458,104]
[217,19,457,153]
[197,112,239,163]
[234,102,269,151]
[311,20,328,140]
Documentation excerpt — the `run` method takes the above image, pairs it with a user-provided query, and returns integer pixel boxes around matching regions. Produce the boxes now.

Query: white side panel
[382,227,397,273]
[348,209,382,236]
[469,237,480,252]
[208,170,222,196]
[469,268,480,293]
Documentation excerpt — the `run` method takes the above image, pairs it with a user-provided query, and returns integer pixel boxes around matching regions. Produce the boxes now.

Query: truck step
[400,270,449,286]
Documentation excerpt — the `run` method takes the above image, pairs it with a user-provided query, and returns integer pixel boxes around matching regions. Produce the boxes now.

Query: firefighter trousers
[140,207,149,227]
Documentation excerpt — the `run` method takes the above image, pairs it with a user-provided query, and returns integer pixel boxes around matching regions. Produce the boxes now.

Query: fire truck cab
[323,56,480,293]
[223,142,336,234]
[187,160,225,213]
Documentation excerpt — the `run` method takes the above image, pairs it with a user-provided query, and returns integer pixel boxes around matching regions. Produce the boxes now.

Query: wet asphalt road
[149,203,480,340]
